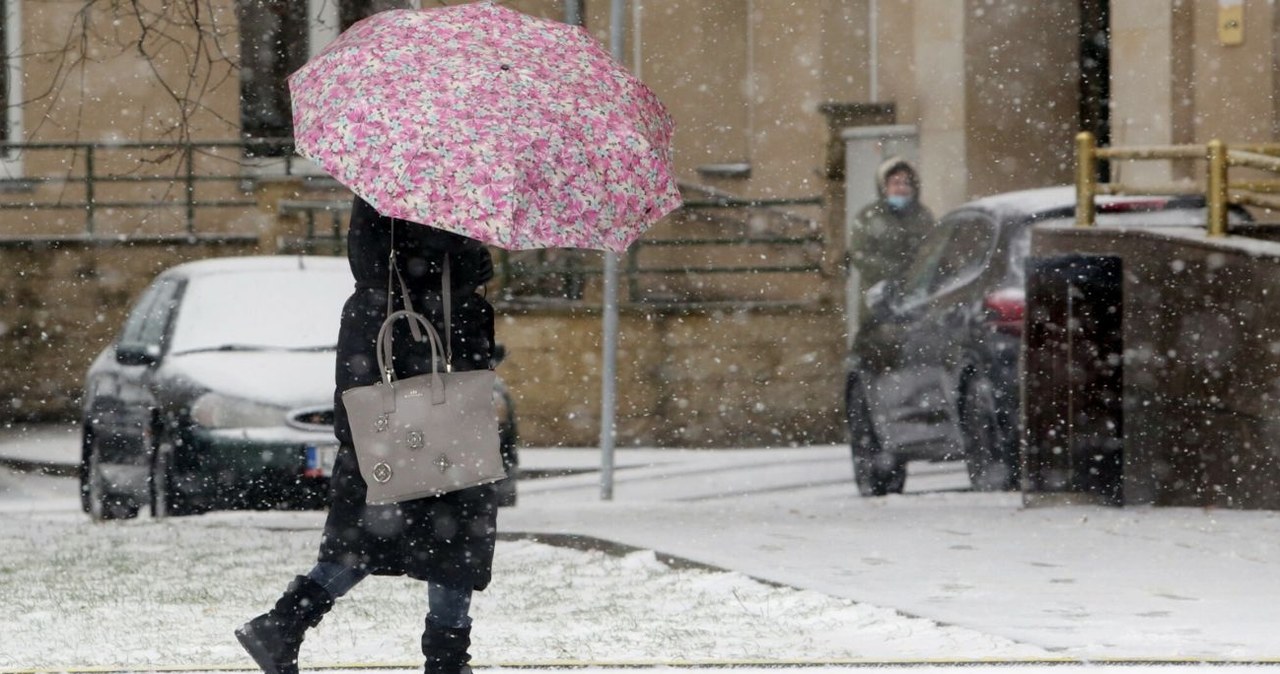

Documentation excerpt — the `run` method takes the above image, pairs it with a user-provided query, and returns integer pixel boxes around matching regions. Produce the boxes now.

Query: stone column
[1109,0,1194,186]
[912,2,967,213]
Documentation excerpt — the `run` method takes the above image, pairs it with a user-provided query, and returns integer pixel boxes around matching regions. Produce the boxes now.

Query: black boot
[422,619,473,674]
[236,576,335,674]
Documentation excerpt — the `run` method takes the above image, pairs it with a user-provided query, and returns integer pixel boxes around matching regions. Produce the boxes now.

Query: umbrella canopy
[289,1,682,253]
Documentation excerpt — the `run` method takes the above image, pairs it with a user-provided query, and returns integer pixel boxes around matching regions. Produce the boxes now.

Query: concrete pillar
[253,178,306,253]
[912,2,967,212]
[1109,1,1193,186]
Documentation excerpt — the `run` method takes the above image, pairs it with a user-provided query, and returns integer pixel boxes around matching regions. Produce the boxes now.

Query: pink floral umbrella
[289,1,682,253]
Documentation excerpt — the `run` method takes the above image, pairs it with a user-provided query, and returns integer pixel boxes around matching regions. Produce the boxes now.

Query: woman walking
[236,197,499,674]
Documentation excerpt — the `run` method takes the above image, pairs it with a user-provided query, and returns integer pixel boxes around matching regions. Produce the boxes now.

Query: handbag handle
[376,309,447,391]
[386,219,455,368]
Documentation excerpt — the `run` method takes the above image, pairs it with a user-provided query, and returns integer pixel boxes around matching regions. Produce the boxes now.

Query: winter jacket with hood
[317,197,498,591]
[849,156,937,300]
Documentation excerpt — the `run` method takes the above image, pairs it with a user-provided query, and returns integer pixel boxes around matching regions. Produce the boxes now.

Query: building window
[238,0,407,160]
[341,0,413,31]
[239,0,310,155]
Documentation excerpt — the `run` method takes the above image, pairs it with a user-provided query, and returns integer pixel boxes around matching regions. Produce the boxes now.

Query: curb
[0,455,77,478]
[9,657,1280,674]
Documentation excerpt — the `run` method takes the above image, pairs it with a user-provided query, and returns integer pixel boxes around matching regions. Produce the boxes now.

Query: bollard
[1075,132,1097,227]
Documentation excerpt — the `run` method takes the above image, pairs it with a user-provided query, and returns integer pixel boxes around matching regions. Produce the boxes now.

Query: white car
[79,255,518,520]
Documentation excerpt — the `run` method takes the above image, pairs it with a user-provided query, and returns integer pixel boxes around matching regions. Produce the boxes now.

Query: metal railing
[1075,131,1280,236]
[0,139,303,235]
[279,193,827,307]
[0,139,828,307]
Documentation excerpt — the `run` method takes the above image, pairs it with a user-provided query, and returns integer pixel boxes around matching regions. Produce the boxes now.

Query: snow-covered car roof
[959,185,1238,228]
[159,254,349,280]
[159,256,353,356]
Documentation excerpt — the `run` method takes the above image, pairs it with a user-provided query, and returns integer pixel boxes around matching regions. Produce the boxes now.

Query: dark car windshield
[898,210,998,303]
[169,268,350,355]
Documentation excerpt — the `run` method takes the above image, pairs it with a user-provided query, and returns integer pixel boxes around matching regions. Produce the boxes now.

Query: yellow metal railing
[1075,131,1280,236]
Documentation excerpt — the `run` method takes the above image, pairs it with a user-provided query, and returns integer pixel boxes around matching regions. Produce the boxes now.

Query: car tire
[150,423,206,518]
[84,433,139,521]
[960,374,1018,491]
[847,374,907,497]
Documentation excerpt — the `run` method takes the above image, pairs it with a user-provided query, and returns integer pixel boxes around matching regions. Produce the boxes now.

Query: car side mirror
[865,280,890,310]
[115,343,160,367]
[865,280,903,315]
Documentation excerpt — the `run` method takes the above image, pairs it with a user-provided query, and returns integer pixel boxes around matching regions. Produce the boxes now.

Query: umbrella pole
[600,0,628,502]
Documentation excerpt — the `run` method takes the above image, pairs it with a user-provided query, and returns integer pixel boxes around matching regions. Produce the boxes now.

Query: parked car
[845,186,1251,496]
[80,255,518,520]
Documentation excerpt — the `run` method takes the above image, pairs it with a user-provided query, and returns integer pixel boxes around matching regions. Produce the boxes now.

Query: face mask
[886,194,911,210]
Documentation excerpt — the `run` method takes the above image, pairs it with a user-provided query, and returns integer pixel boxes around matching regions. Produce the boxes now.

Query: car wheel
[85,434,138,521]
[150,424,202,518]
[960,374,1018,491]
[847,374,907,497]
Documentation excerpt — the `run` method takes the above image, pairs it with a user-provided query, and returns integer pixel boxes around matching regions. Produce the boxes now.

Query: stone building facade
[0,0,1275,446]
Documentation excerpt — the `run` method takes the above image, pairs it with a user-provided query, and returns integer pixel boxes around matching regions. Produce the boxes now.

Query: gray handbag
[341,246,505,504]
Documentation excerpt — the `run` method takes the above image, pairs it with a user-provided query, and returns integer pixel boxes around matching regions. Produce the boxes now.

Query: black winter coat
[317,197,499,590]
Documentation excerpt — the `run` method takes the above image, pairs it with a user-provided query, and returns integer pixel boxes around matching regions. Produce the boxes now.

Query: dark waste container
[1022,254,1124,506]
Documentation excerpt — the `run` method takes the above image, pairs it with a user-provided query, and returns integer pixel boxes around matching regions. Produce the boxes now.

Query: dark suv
[844,186,1250,496]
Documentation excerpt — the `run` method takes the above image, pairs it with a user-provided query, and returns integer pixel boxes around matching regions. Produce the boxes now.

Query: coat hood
[876,156,922,199]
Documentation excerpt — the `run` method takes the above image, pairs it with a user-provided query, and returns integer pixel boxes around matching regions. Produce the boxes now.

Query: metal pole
[1207,139,1228,237]
[565,0,585,26]
[185,144,197,234]
[1075,131,1096,227]
[85,146,95,236]
[600,0,626,501]
[869,0,878,101]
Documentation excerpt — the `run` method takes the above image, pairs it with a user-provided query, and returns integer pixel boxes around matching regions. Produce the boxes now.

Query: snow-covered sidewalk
[3,425,1280,671]
[506,447,1280,659]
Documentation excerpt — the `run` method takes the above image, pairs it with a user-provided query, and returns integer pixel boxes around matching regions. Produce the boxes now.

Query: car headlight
[190,392,288,429]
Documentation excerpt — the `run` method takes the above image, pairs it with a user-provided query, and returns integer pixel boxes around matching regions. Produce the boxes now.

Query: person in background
[848,156,937,307]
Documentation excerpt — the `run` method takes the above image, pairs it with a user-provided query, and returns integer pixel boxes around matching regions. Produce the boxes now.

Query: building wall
[963,0,1081,200]
[14,1,1280,206]
[4,0,1279,447]
[1189,0,1274,143]
[0,235,846,448]
[498,306,845,447]
[1111,1,1197,186]
[911,1,969,211]
[23,0,242,144]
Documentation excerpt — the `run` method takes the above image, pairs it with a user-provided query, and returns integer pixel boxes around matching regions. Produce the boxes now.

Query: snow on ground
[0,503,1043,670]
[4,427,1280,673]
